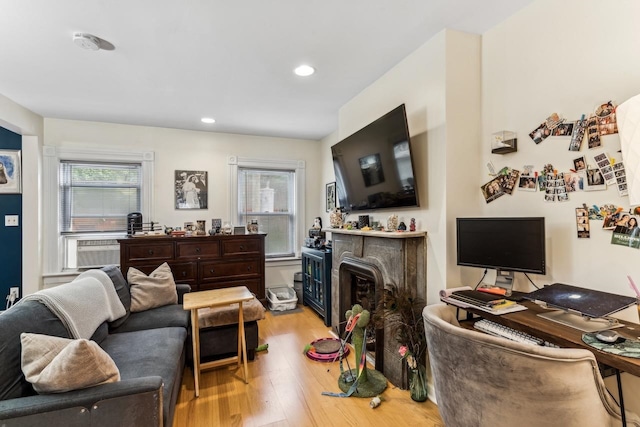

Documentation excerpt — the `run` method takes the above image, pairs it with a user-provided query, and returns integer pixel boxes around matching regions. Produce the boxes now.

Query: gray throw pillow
[128,262,178,312]
[101,265,131,329]
[20,333,120,394]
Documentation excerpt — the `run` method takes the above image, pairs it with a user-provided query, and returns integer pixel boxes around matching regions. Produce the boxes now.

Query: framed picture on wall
[0,149,21,194]
[175,170,208,209]
[326,182,336,212]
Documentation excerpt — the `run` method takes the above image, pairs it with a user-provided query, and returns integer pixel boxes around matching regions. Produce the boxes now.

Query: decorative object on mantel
[329,207,345,228]
[375,284,427,402]
[409,218,416,232]
[386,214,398,231]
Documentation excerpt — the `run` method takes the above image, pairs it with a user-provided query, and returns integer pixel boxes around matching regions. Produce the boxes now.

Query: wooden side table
[183,286,254,397]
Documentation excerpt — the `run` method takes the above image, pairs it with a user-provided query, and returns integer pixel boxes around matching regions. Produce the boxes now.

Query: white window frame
[228,156,305,260]
[43,146,154,275]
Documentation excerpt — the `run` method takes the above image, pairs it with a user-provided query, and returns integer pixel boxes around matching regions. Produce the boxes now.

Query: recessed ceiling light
[294,65,315,77]
[201,117,216,124]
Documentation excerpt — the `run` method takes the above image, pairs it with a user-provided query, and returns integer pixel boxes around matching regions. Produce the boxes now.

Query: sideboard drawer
[175,240,221,260]
[200,259,261,280]
[127,243,174,262]
[170,262,197,282]
[222,238,261,257]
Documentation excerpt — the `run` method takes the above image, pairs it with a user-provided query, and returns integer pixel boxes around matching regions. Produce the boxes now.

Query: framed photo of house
[0,149,22,194]
[175,170,208,209]
[326,182,336,212]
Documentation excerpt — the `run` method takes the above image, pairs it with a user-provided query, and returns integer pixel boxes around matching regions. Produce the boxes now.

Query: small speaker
[358,215,370,229]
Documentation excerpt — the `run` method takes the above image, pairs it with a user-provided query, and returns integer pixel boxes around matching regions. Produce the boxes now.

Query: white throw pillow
[128,262,178,312]
[21,333,120,394]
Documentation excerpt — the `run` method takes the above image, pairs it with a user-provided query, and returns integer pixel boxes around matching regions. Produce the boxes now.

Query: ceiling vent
[73,33,101,51]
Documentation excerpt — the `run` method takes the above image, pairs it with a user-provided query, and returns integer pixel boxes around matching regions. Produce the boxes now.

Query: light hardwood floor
[173,305,444,427]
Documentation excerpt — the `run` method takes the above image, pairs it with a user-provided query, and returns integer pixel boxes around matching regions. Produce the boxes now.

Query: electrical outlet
[9,287,19,300]
[5,215,19,227]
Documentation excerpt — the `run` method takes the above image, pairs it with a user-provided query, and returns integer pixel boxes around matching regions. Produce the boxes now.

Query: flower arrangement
[398,344,418,369]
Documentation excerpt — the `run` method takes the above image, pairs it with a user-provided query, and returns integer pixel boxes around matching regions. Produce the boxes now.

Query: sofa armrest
[0,376,163,426]
[176,284,191,304]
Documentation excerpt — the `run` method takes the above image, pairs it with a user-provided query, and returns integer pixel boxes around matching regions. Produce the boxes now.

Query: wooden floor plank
[173,305,444,427]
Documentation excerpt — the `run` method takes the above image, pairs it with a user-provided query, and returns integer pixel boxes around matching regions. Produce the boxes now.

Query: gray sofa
[0,266,190,427]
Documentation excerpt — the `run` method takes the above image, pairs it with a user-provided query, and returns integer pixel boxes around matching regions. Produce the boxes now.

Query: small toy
[409,218,416,232]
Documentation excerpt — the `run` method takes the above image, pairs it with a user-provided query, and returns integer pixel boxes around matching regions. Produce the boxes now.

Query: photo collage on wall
[482,98,639,246]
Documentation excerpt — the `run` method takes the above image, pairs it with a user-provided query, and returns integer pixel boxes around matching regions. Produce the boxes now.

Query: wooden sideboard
[118,234,266,299]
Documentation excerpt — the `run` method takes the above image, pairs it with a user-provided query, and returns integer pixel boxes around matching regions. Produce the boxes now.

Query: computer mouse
[595,330,622,343]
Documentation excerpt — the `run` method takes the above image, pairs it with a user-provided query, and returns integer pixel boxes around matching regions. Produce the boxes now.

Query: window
[229,156,305,259]
[43,146,154,274]
[60,161,142,233]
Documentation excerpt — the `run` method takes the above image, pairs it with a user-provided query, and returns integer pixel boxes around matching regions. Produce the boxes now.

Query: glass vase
[409,365,428,402]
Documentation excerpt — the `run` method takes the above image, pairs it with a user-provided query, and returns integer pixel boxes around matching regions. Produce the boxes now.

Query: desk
[183,286,254,397]
[459,301,640,376]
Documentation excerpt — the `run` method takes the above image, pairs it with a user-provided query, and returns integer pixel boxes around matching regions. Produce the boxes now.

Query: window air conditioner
[76,239,120,268]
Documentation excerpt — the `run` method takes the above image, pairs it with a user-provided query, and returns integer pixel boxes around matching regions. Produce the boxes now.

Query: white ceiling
[0,0,533,140]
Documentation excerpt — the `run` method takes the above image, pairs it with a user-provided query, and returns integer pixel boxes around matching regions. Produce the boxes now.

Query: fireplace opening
[338,258,384,373]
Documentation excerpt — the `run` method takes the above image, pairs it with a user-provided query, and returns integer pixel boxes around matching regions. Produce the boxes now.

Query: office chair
[422,303,640,427]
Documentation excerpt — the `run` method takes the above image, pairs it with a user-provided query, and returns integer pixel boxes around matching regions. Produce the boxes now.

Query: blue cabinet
[301,247,332,326]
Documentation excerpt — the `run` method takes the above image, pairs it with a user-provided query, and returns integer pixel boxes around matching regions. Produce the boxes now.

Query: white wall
[481,0,640,297]
[44,118,323,288]
[321,30,482,305]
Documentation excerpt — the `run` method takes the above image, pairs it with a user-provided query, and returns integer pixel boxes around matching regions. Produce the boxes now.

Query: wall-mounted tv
[331,104,419,212]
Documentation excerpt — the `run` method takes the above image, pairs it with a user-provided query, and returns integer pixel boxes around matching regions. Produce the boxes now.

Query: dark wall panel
[0,126,22,304]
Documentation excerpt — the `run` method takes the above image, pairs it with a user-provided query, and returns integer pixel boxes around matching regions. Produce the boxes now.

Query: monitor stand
[537,310,621,333]
[495,270,514,296]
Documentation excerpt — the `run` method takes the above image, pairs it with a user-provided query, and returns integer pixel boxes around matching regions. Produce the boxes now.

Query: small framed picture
[0,149,22,194]
[326,182,336,212]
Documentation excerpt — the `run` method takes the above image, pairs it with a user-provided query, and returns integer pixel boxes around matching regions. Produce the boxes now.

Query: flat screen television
[456,217,546,289]
[331,104,419,212]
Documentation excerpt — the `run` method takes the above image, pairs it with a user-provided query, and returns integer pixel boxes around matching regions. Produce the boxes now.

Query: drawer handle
[196,247,201,253]
[182,271,187,277]
[247,266,252,271]
[209,268,215,274]
[148,249,154,255]
[239,245,245,251]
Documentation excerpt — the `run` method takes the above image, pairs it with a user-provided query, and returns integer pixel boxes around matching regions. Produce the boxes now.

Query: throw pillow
[101,265,131,329]
[21,333,120,394]
[128,262,178,312]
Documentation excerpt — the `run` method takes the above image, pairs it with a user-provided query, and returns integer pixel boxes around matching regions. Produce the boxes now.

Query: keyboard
[473,319,558,347]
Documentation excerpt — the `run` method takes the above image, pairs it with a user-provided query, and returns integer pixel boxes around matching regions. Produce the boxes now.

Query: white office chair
[422,303,640,427]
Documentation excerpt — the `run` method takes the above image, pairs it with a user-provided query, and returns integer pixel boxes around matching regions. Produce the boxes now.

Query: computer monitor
[456,217,546,293]
[525,283,638,332]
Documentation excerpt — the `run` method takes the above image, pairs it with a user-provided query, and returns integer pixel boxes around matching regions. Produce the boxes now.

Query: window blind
[60,161,142,233]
